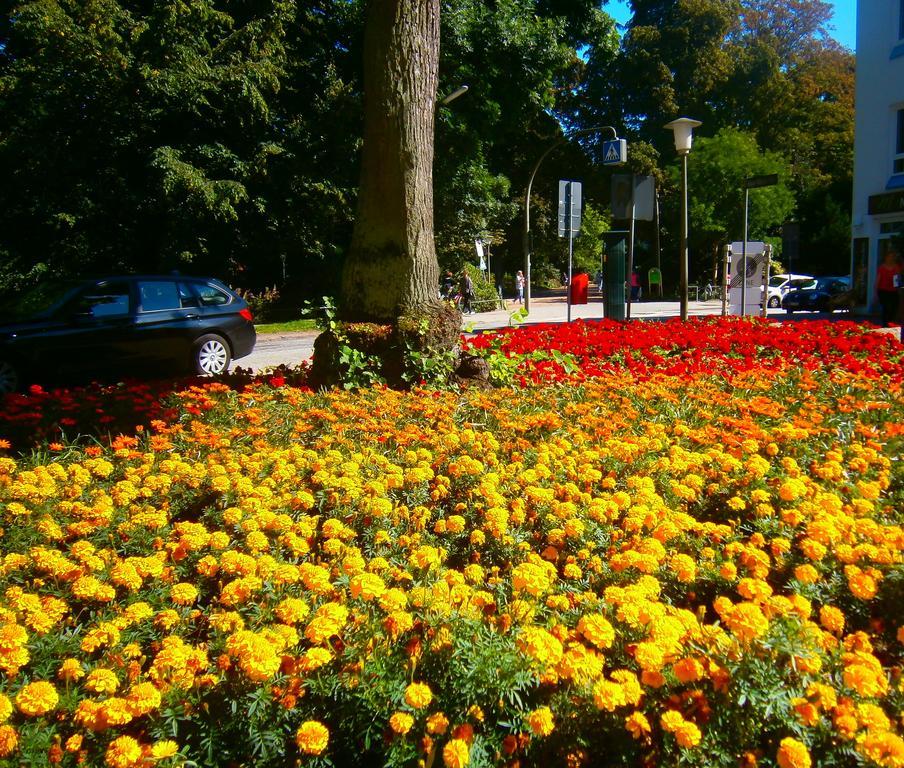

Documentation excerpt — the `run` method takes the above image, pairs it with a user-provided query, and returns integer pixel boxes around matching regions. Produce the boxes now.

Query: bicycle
[700,282,719,302]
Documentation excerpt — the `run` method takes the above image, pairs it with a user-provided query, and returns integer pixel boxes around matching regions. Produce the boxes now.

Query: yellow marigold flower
[426,712,449,735]
[634,642,665,672]
[300,647,333,673]
[819,605,845,635]
[349,572,387,601]
[404,682,433,709]
[15,680,58,717]
[794,565,819,584]
[150,741,179,759]
[170,583,199,606]
[295,721,329,755]
[105,735,144,768]
[670,554,696,583]
[389,711,414,735]
[660,710,701,748]
[274,597,309,625]
[577,614,615,649]
[0,694,11,724]
[625,711,651,739]
[65,734,83,752]
[857,729,904,767]
[125,682,162,717]
[442,738,470,768]
[592,679,625,711]
[777,737,811,768]
[527,706,555,737]
[0,725,18,758]
[85,668,120,695]
[724,602,769,643]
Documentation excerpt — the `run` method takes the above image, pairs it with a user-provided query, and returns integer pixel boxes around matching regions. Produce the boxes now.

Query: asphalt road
[236,295,800,373]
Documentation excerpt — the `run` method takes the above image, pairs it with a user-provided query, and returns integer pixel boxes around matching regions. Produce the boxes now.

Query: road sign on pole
[745,173,779,190]
[602,139,628,166]
[558,180,582,237]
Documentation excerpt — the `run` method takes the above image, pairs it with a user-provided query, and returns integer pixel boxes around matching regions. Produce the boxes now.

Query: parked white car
[762,273,815,308]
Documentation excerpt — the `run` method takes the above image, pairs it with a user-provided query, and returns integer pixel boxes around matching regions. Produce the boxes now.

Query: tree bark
[341,0,441,321]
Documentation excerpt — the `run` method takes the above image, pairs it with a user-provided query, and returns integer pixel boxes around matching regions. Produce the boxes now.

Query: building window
[896,109,904,174]
[900,0,904,40]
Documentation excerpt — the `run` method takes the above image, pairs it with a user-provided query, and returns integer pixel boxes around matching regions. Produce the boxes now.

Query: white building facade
[851,0,904,311]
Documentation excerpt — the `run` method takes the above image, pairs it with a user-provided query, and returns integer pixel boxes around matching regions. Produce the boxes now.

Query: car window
[788,279,814,290]
[769,276,787,287]
[195,283,232,307]
[78,282,131,319]
[138,282,181,312]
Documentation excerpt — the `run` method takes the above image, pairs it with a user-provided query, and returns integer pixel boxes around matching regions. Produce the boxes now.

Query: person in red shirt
[876,249,902,327]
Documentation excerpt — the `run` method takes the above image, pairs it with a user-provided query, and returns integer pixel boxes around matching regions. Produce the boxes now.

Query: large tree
[339,0,442,322]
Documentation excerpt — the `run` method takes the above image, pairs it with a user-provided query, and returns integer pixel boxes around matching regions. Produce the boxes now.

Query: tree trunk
[341,0,441,322]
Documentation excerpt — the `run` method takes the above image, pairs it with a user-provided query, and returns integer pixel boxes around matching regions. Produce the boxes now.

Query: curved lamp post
[523,126,619,312]
[664,117,701,321]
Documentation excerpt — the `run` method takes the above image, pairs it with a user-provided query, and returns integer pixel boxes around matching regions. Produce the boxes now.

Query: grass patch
[254,318,319,334]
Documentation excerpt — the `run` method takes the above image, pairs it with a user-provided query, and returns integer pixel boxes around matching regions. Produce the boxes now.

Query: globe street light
[665,118,702,321]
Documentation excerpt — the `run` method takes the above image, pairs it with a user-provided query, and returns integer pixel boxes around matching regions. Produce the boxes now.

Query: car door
[132,280,203,367]
[30,280,137,378]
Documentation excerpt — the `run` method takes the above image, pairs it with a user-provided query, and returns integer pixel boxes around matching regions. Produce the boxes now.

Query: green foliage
[677,127,795,270]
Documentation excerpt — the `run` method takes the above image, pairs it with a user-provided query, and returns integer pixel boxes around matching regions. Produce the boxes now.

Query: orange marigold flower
[0,725,18,758]
[295,721,329,755]
[625,711,651,739]
[777,737,811,768]
[819,605,845,635]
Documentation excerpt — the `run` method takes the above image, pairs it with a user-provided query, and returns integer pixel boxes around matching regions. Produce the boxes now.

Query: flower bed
[0,319,902,768]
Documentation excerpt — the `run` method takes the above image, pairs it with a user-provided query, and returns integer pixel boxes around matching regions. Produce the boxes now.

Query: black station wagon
[0,275,256,393]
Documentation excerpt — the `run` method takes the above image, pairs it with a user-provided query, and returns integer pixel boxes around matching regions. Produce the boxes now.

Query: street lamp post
[523,126,619,312]
[664,118,702,322]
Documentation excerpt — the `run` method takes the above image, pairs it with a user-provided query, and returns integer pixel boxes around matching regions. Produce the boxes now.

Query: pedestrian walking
[441,271,455,300]
[876,249,902,327]
[515,270,525,304]
[460,270,474,315]
[630,269,641,301]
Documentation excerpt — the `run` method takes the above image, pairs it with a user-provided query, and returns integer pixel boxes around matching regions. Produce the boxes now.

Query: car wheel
[193,335,232,375]
[768,296,780,308]
[0,360,20,395]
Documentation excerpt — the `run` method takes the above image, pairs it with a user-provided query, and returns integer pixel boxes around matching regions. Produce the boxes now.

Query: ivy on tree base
[309,302,464,389]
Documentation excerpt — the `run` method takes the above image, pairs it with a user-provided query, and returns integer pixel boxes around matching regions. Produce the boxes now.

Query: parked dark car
[0,275,256,393]
[781,276,851,313]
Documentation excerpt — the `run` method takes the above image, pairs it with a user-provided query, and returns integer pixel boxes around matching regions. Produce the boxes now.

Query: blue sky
[606,0,857,50]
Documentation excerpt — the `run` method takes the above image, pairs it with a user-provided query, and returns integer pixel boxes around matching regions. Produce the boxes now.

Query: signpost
[740,174,779,315]
[558,180,582,322]
[602,139,628,166]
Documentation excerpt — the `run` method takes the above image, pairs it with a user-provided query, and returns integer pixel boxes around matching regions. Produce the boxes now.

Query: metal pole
[567,184,574,323]
[762,244,771,319]
[680,153,689,321]
[524,126,618,314]
[721,245,730,316]
[741,187,749,317]
[626,193,636,319]
[654,190,661,272]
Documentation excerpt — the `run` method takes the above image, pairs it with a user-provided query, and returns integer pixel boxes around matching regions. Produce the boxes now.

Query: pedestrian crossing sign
[603,138,627,166]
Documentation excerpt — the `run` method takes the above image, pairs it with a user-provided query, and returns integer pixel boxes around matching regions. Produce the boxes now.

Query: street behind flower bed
[0,317,902,768]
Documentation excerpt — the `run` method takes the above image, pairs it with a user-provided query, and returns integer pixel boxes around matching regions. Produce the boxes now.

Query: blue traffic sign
[603,138,627,166]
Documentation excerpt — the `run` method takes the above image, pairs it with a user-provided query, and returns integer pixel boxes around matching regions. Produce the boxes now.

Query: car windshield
[0,280,84,321]
[769,276,787,287]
